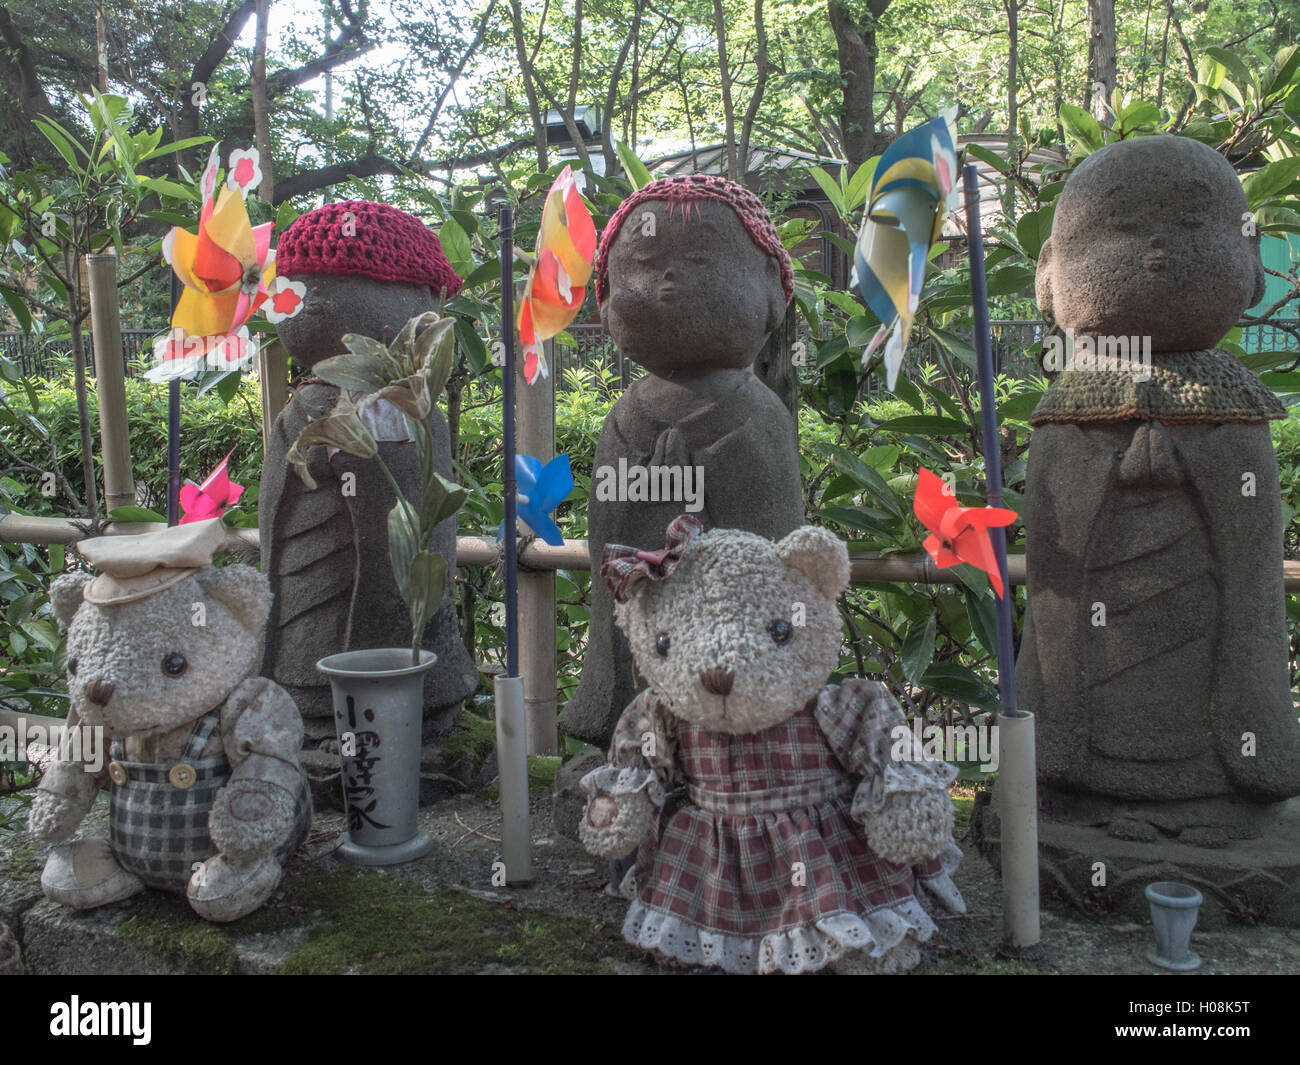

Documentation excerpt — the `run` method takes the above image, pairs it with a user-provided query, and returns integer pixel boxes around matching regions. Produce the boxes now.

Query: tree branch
[408,0,500,165]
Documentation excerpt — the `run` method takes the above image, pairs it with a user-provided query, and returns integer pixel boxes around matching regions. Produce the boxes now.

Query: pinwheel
[148,144,277,382]
[850,109,959,389]
[498,453,573,547]
[516,166,596,385]
[179,452,244,524]
[912,467,1017,597]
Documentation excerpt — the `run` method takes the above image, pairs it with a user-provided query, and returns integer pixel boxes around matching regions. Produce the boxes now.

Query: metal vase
[1145,881,1203,971]
[316,648,437,866]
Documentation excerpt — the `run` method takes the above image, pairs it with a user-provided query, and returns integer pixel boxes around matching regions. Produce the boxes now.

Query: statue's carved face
[600,199,786,377]
[274,275,433,369]
[1036,137,1265,352]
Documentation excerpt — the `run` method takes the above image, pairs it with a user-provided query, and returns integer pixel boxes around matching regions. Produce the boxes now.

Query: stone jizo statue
[259,201,478,772]
[558,175,806,750]
[1018,134,1300,829]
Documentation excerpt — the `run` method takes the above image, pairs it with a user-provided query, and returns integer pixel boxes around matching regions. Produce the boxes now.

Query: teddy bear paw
[578,787,655,859]
[863,790,955,866]
[41,839,144,910]
[29,792,85,843]
[187,854,282,922]
[208,779,297,863]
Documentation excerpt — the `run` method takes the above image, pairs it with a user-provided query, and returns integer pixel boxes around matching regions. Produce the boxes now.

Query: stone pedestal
[973,785,1300,928]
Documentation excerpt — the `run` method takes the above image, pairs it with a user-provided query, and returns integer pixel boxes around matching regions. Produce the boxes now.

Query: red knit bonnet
[594,174,793,307]
[276,200,463,298]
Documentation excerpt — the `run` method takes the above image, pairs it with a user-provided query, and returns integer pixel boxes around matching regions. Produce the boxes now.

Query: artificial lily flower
[288,393,378,490]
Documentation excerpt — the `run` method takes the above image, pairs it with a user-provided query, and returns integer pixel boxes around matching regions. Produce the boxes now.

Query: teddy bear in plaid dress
[579,515,964,974]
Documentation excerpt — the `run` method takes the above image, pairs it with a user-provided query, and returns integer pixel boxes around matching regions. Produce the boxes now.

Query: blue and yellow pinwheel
[850,109,959,388]
[498,453,573,547]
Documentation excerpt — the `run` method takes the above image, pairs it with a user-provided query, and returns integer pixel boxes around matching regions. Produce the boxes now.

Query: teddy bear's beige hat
[77,518,227,605]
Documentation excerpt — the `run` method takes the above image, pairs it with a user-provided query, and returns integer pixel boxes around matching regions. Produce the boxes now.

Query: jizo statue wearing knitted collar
[1003,138,1300,898]
[558,175,805,754]
[259,201,477,802]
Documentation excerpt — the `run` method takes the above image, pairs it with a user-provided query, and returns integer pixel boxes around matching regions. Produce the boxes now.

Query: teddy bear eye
[769,620,793,645]
[66,657,78,676]
[162,654,188,677]
[656,633,671,658]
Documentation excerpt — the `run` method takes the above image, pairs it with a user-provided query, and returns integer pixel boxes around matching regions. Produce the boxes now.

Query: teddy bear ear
[777,525,850,601]
[195,565,272,634]
[49,572,92,627]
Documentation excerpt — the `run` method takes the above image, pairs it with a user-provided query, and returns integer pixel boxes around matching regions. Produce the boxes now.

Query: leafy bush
[2,360,264,523]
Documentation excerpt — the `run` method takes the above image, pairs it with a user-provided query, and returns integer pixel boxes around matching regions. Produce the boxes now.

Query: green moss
[478,754,561,802]
[528,756,560,793]
[276,867,637,974]
[116,893,242,975]
[3,841,41,884]
[439,712,498,775]
[951,794,974,833]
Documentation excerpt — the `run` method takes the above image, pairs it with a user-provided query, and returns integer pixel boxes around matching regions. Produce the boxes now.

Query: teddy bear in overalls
[30,519,312,922]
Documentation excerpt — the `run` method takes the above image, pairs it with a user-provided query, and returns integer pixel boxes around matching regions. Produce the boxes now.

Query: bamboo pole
[67,247,99,519]
[85,254,134,515]
[9,515,1300,592]
[517,337,558,755]
[258,337,290,449]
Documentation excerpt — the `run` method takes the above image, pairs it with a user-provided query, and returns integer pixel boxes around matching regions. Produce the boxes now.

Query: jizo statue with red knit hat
[557,175,806,756]
[259,201,478,800]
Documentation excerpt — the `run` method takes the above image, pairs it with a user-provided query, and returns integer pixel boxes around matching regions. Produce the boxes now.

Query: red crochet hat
[595,174,793,307]
[276,200,463,298]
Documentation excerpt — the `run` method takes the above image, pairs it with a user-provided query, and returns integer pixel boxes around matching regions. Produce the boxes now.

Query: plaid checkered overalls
[108,707,311,892]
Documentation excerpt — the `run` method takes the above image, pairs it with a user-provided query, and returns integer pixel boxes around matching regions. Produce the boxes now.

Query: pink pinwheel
[179,452,245,524]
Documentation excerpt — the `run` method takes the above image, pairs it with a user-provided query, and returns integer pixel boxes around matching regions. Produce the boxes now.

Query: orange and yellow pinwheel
[153,145,276,379]
[516,166,596,385]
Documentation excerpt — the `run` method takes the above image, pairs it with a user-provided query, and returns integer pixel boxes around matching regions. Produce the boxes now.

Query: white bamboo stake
[517,337,558,754]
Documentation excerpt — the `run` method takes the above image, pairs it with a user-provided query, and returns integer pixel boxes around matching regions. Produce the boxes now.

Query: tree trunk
[94,0,109,92]
[712,0,739,181]
[509,0,549,172]
[252,0,274,202]
[1155,2,1171,109]
[826,0,893,173]
[737,0,770,184]
[1004,0,1019,223]
[601,1,641,174]
[1087,0,1116,125]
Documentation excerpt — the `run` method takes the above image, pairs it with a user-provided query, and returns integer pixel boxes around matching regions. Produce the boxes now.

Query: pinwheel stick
[168,275,182,526]
[494,204,532,886]
[962,164,1018,715]
[962,162,1039,948]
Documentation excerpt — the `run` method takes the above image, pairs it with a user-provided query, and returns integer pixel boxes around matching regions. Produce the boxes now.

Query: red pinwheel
[179,452,244,525]
[912,467,1017,597]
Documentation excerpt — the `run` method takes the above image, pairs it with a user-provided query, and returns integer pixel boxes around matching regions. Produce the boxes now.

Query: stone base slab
[973,788,1300,928]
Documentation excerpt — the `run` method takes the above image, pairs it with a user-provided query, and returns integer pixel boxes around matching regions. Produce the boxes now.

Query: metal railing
[0,329,158,379]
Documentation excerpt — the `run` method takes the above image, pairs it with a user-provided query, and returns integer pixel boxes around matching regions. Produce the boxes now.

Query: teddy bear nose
[700,667,734,696]
[85,679,115,706]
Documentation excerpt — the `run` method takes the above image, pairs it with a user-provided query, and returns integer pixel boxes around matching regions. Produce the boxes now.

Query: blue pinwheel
[497,453,573,546]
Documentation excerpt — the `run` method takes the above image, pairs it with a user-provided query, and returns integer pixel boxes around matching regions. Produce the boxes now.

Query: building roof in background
[645,143,845,178]
[640,135,1068,235]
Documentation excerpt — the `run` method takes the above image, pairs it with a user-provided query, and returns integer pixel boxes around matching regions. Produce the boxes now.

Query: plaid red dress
[603,678,963,974]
